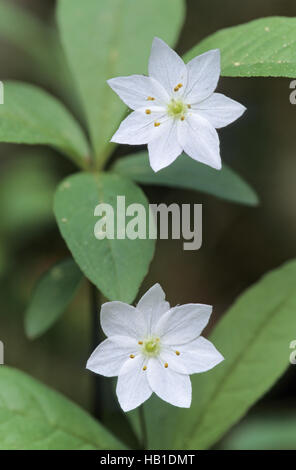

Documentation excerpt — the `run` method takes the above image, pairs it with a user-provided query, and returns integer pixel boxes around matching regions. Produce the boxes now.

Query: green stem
[90,282,104,420]
[139,405,148,450]
[94,142,116,171]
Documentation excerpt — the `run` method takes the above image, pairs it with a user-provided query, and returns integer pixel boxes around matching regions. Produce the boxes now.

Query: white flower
[108,37,246,173]
[86,283,224,412]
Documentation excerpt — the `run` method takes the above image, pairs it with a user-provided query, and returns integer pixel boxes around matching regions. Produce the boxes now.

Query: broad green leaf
[57,0,185,163]
[222,412,296,450]
[184,17,296,77]
[54,172,155,303]
[112,152,258,206]
[140,259,296,449]
[175,259,296,449]
[0,367,126,450]
[0,81,90,168]
[0,0,75,101]
[25,258,83,339]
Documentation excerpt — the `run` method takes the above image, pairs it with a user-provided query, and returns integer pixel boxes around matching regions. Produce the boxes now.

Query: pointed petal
[178,113,221,170]
[193,93,246,128]
[147,358,191,408]
[148,119,182,172]
[110,107,166,145]
[156,303,212,345]
[185,49,220,103]
[107,75,169,110]
[172,336,224,374]
[86,336,138,377]
[101,301,148,339]
[137,283,170,334]
[149,37,187,96]
[116,355,152,412]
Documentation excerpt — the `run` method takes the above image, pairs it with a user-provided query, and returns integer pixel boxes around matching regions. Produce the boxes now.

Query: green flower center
[143,338,160,357]
[167,99,187,119]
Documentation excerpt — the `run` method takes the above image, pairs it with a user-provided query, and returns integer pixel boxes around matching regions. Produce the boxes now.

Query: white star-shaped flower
[86,284,224,412]
[108,37,246,173]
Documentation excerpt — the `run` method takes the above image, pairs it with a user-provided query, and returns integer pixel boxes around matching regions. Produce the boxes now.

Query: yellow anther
[187,104,191,109]
[154,121,160,127]
[130,354,135,359]
[180,116,185,121]
[143,366,147,371]
[174,83,183,92]
[164,362,168,368]
[156,338,160,341]
[138,341,143,345]
[145,109,151,114]
[175,351,180,356]
[147,96,155,101]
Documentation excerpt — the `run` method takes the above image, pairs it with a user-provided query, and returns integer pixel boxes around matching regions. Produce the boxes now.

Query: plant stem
[139,405,148,450]
[94,142,116,171]
[90,282,104,420]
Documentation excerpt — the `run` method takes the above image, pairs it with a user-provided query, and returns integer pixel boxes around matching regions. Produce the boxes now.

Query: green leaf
[174,259,296,449]
[112,152,258,206]
[222,412,296,450]
[54,172,155,303]
[0,367,126,450]
[184,17,296,77]
[25,258,83,339]
[0,81,90,168]
[138,259,296,449]
[57,0,185,163]
[0,0,75,101]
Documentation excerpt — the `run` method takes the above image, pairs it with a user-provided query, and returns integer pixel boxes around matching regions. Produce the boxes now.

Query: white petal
[193,93,246,129]
[148,119,182,172]
[110,107,166,145]
[156,303,212,345]
[86,336,137,377]
[107,75,169,110]
[149,37,188,96]
[173,336,224,374]
[178,113,221,170]
[101,301,148,339]
[116,355,152,412]
[185,49,220,103]
[137,283,170,334]
[159,348,188,374]
[147,358,191,408]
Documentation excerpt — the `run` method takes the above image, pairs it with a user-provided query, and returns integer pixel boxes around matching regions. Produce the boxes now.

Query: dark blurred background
[1,0,296,449]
